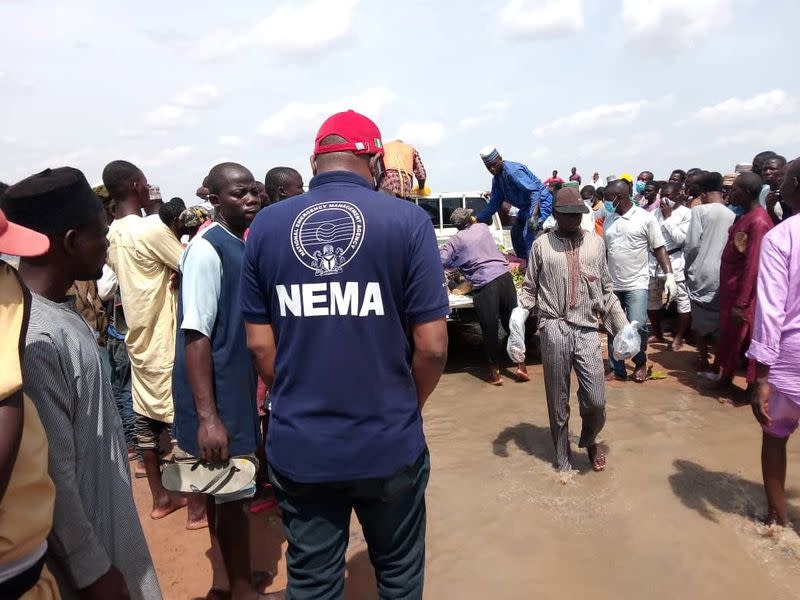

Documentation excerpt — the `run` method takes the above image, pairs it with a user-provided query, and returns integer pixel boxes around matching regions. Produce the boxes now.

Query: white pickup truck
[412,192,515,318]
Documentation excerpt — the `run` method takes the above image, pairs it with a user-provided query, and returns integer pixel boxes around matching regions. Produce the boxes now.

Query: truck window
[418,199,438,227]
[442,198,461,228]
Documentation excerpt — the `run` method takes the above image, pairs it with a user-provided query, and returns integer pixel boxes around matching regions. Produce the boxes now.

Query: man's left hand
[664,273,678,306]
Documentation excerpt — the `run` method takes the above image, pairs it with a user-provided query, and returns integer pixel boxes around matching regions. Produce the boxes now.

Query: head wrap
[480,146,500,165]
[1,167,103,236]
[723,173,740,187]
[449,207,475,229]
[179,205,212,229]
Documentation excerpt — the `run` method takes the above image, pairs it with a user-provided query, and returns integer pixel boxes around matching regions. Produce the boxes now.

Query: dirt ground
[133,327,800,599]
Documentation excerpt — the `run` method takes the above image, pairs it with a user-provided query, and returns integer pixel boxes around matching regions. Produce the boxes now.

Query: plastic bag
[612,320,640,360]
[507,307,530,363]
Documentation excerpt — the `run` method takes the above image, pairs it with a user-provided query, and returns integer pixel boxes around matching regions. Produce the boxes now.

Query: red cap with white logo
[314,110,384,157]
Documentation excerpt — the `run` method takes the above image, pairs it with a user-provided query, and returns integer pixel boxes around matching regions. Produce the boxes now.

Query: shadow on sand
[668,459,800,523]
[492,422,607,475]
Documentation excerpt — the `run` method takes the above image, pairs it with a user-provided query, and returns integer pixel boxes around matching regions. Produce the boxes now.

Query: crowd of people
[0,105,798,600]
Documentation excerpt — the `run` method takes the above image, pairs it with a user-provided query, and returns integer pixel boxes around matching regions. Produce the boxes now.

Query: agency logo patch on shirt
[291,201,365,276]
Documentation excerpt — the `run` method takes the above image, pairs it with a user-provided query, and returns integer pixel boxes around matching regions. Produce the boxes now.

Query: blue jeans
[269,449,430,600]
[107,337,136,450]
[510,211,537,260]
[607,289,649,376]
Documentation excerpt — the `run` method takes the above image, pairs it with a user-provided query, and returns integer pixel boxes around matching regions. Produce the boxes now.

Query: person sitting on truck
[441,207,530,386]
[477,147,553,260]
[380,140,427,199]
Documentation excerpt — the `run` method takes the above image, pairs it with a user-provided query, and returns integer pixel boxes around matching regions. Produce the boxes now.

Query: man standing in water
[242,111,449,598]
[476,147,553,260]
[520,188,628,472]
[748,158,800,526]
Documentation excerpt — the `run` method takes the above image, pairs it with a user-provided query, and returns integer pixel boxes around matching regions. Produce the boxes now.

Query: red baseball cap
[314,110,384,157]
[0,208,50,257]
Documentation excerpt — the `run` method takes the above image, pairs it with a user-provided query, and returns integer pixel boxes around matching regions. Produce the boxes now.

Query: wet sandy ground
[134,328,800,599]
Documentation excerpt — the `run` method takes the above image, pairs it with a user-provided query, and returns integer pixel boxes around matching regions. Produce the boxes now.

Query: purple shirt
[747,215,800,394]
[440,223,509,289]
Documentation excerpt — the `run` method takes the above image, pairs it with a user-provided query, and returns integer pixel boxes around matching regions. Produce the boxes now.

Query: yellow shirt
[106,215,183,422]
[0,263,55,566]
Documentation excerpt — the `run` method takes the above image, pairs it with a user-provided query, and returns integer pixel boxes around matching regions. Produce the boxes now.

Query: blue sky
[2,0,799,200]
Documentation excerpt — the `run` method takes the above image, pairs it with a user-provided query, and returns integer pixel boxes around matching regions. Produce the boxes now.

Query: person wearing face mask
[602,180,677,383]
[634,171,655,209]
[647,182,692,351]
[684,172,736,376]
[241,110,449,598]
[711,172,773,398]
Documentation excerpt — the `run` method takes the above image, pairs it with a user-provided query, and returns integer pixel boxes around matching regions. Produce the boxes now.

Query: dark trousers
[269,449,430,600]
[107,337,136,449]
[472,272,517,367]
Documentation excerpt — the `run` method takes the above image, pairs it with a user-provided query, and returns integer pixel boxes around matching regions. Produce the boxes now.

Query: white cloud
[458,101,512,130]
[128,84,221,136]
[577,139,617,158]
[193,0,360,61]
[622,0,732,52]
[219,135,242,146]
[529,146,550,160]
[144,105,195,129]
[173,85,219,109]
[534,101,647,136]
[258,87,396,141]
[693,90,795,122]
[499,0,584,40]
[714,123,800,148]
[141,145,195,168]
[393,122,447,147]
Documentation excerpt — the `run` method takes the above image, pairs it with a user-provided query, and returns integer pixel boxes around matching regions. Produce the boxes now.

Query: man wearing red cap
[0,210,60,598]
[242,110,450,598]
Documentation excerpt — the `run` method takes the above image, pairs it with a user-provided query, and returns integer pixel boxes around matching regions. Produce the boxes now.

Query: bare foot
[186,516,209,531]
[487,367,503,386]
[515,363,531,382]
[670,338,685,352]
[605,371,626,382]
[588,444,606,472]
[632,367,648,383]
[150,496,187,520]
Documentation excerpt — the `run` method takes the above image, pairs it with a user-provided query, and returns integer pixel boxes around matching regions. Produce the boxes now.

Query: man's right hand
[751,380,772,427]
[198,414,229,463]
[80,566,130,600]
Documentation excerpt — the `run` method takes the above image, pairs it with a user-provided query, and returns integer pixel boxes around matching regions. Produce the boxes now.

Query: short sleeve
[180,237,222,337]
[141,220,183,271]
[405,214,450,324]
[240,226,271,324]
[646,212,666,250]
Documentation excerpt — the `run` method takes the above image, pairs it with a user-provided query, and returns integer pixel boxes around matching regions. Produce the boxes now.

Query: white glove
[664,273,678,306]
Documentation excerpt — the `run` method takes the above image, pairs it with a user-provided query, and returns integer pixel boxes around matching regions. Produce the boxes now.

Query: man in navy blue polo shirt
[241,110,449,599]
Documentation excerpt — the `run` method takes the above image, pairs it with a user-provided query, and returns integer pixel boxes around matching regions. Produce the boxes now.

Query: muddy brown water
[134,334,800,599]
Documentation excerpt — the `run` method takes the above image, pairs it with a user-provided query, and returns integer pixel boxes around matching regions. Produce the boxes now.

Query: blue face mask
[603,200,617,214]
[635,180,647,194]
[729,204,745,217]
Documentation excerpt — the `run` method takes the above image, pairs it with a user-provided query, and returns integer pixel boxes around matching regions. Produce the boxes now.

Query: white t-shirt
[649,205,692,281]
[604,205,666,291]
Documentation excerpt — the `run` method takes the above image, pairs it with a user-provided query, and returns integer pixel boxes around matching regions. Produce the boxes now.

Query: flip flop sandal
[162,456,258,496]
